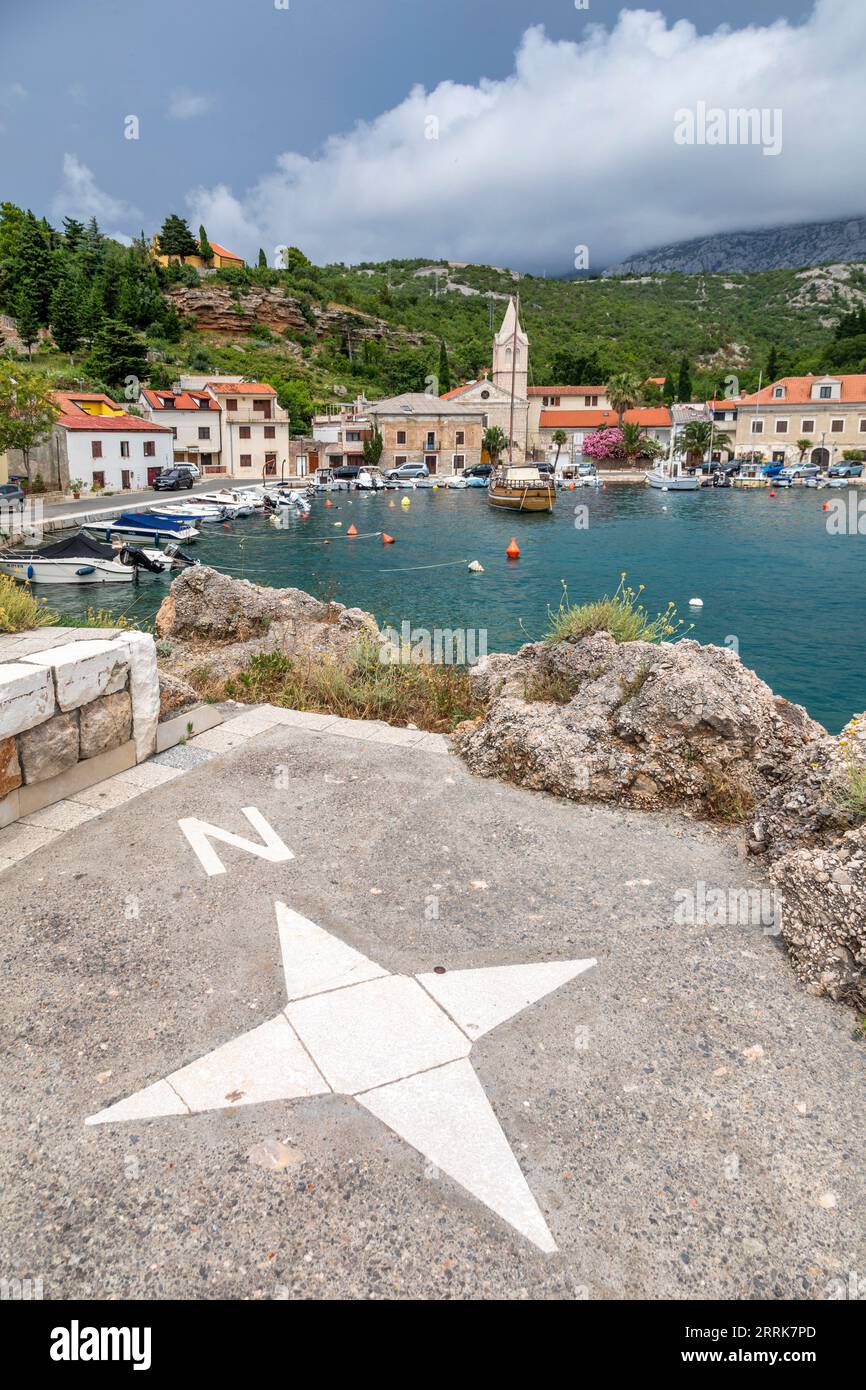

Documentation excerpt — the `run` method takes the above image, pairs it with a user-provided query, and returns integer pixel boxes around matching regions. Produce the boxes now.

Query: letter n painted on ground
[178,806,295,876]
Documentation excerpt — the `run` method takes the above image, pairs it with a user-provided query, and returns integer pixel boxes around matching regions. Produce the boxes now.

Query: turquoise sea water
[45,484,865,732]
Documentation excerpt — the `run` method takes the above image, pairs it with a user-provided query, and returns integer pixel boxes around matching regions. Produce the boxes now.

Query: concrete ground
[0,710,863,1301]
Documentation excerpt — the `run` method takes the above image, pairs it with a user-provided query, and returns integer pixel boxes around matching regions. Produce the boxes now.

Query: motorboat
[0,530,167,584]
[355,469,385,491]
[151,501,240,523]
[91,512,200,543]
[196,489,258,516]
[487,464,556,512]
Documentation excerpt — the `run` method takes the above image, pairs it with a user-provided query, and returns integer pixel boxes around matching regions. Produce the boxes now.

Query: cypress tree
[438,338,451,395]
[676,355,692,403]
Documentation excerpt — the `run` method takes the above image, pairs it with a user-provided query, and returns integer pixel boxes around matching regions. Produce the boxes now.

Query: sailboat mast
[507,294,519,465]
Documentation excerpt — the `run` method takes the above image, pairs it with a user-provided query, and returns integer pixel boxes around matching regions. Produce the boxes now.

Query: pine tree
[62,218,85,254]
[49,266,82,355]
[676,355,692,403]
[437,338,452,395]
[15,278,42,357]
[86,318,148,391]
[80,282,105,346]
[766,344,778,381]
[157,214,199,260]
[13,212,54,322]
[198,225,213,262]
[80,217,106,278]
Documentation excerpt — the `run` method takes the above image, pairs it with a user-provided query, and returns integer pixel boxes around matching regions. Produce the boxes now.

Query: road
[0,716,862,1300]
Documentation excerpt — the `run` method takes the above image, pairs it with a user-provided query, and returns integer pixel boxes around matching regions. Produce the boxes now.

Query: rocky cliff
[604,215,866,276]
[167,284,424,349]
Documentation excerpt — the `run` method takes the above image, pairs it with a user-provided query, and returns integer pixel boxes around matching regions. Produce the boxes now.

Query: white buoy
[468,560,484,573]
[689,597,704,608]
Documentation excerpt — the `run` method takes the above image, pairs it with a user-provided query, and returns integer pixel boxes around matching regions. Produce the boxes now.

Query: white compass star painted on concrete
[87,903,596,1252]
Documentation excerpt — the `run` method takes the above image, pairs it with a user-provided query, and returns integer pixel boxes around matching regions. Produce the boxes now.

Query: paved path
[0,709,863,1299]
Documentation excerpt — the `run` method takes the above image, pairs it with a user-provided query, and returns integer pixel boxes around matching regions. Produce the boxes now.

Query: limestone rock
[0,661,55,738]
[457,634,822,819]
[158,670,200,719]
[0,736,22,798]
[770,825,866,1009]
[79,692,133,760]
[118,631,160,761]
[21,639,128,712]
[18,710,79,784]
[155,566,382,684]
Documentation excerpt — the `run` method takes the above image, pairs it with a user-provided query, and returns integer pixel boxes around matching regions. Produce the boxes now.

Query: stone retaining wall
[0,627,160,827]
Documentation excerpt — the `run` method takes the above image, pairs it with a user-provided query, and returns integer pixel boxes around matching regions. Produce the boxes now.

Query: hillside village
[2,207,866,492]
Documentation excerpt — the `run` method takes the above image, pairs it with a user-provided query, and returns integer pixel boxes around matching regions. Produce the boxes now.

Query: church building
[439,298,530,460]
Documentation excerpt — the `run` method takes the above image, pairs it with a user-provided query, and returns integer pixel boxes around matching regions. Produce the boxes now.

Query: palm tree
[607,371,643,426]
[620,421,649,471]
[551,427,568,472]
[796,436,812,463]
[483,425,507,465]
[680,420,722,468]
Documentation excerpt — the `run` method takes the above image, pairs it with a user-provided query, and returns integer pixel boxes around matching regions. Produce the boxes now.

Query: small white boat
[646,468,701,491]
[0,531,166,584]
[197,489,258,515]
[151,502,237,523]
[94,512,200,543]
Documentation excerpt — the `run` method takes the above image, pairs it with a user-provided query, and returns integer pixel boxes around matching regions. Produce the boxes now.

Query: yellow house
[151,235,245,270]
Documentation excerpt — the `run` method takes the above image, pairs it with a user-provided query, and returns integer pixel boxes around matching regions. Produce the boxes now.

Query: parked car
[174,462,201,479]
[464,463,492,479]
[386,462,429,481]
[785,463,821,480]
[153,469,194,491]
[332,465,361,480]
[828,461,864,478]
[0,481,26,509]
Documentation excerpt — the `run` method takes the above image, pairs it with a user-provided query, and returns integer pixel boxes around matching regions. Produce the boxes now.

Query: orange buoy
[506,536,520,559]
[769,490,776,497]
[382,532,395,545]
[823,501,830,511]
[569,482,575,491]
[347,523,358,536]
[325,498,333,508]
[222,522,231,531]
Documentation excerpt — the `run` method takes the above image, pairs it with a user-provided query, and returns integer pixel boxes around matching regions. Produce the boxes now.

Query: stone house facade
[366,394,483,473]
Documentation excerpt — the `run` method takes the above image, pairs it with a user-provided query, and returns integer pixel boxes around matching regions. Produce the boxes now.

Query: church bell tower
[492,297,529,400]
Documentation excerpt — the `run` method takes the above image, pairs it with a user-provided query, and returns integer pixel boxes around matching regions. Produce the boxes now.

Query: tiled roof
[738,375,866,405]
[52,393,171,433]
[205,382,277,396]
[528,385,607,397]
[141,389,219,412]
[368,392,482,416]
[209,242,243,261]
[539,407,671,429]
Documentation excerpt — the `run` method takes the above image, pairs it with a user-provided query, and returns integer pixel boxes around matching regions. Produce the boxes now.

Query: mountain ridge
[603,216,866,277]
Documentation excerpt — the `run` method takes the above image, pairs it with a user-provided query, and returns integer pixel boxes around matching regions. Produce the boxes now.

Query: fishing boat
[0,530,167,584]
[487,463,556,511]
[91,511,200,543]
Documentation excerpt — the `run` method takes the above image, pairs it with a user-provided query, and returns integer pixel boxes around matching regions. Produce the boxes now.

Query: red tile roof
[539,407,671,429]
[738,375,866,405]
[205,382,277,396]
[209,242,243,261]
[528,385,607,397]
[52,392,171,433]
[141,388,219,412]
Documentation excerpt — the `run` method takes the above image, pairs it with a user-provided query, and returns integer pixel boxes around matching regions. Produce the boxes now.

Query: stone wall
[0,628,159,827]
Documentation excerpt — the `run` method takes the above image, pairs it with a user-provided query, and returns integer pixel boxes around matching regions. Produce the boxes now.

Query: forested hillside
[2,202,866,436]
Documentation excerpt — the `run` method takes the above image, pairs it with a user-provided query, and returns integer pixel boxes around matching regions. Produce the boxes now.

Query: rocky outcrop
[456,634,865,1009]
[155,565,381,684]
[167,285,425,349]
[457,634,821,817]
[769,826,866,1010]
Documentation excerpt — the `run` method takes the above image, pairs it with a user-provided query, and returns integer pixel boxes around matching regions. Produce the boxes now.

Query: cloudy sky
[1,0,861,271]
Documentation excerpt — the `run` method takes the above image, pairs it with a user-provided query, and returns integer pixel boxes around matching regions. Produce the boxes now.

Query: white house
[54,392,173,492]
[139,388,224,474]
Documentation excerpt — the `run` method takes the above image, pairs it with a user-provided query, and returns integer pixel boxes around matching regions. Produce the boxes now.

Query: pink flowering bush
[583,427,624,461]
